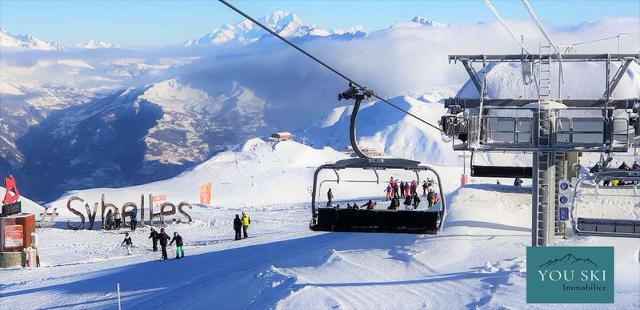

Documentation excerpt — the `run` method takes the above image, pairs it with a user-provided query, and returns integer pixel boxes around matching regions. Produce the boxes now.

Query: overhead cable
[217,0,443,132]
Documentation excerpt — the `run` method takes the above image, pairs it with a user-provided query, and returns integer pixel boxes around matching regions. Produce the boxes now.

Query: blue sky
[1,0,638,48]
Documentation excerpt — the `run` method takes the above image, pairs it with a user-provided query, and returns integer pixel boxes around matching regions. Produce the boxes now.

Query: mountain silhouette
[539,253,598,269]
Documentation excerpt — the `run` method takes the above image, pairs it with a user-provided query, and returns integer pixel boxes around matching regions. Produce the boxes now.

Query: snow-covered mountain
[185,11,366,47]
[300,92,459,166]
[8,79,274,202]
[0,27,64,50]
[74,40,120,49]
[390,16,449,29]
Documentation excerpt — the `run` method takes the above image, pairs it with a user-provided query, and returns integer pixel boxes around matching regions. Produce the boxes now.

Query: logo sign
[4,225,24,247]
[527,246,614,303]
[559,207,569,221]
[2,175,20,205]
[2,201,21,217]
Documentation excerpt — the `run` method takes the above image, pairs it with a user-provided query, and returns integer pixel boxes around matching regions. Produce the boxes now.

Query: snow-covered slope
[185,11,366,47]
[0,28,64,51]
[2,178,639,309]
[48,139,349,215]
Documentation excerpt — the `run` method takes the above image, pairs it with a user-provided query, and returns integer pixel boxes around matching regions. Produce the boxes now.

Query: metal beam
[461,59,483,94]
[444,98,640,109]
[450,53,640,63]
[603,59,634,99]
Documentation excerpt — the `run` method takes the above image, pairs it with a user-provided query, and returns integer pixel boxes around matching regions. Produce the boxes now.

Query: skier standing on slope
[130,210,138,231]
[114,210,121,229]
[233,214,242,240]
[121,232,132,255]
[158,228,171,260]
[105,210,114,230]
[149,227,159,251]
[241,212,251,239]
[169,232,184,259]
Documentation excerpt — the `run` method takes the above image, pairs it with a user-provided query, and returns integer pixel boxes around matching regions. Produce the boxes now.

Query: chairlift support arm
[604,58,635,100]
[461,60,483,94]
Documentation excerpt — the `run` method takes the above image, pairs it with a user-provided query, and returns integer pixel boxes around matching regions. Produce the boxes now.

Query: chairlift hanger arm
[217,0,443,133]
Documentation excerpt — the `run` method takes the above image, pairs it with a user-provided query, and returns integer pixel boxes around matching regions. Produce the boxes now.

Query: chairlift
[309,85,447,234]
[470,151,532,178]
[570,170,640,237]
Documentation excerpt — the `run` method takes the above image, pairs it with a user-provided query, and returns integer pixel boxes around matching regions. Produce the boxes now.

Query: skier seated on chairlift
[403,194,412,210]
[632,160,639,170]
[619,161,630,171]
[366,200,376,210]
[412,192,421,209]
[385,184,392,200]
[514,177,523,187]
[427,189,436,208]
[422,181,428,197]
[327,188,334,207]
[387,196,400,210]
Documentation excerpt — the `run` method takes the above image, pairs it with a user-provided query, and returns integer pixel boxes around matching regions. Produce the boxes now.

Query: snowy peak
[74,40,120,49]
[411,16,449,27]
[0,27,64,50]
[185,11,365,47]
[390,16,449,29]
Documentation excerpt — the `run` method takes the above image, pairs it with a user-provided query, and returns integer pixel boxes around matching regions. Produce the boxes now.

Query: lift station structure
[441,53,640,246]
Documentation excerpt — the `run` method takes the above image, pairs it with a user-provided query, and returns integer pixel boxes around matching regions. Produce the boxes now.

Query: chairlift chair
[570,170,640,237]
[309,85,447,234]
[470,151,533,178]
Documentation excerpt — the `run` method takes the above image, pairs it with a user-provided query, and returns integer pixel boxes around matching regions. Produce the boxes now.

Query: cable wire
[217,0,443,132]
[521,0,560,54]
[482,0,531,55]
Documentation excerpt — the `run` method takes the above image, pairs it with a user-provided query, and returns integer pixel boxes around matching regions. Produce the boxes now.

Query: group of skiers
[105,209,138,231]
[590,160,640,186]
[385,178,434,200]
[233,212,251,240]
[120,227,183,260]
[325,176,440,211]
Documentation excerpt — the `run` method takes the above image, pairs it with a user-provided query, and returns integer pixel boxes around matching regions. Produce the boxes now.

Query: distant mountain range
[184,11,367,47]
[0,12,447,50]
[0,27,64,50]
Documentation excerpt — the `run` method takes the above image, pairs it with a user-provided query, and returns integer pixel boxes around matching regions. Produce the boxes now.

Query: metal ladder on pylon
[532,51,556,245]
[538,44,552,102]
